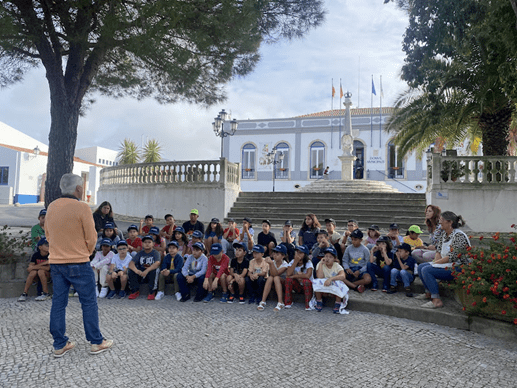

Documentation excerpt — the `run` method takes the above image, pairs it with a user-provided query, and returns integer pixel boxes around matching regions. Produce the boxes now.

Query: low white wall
[97,183,240,223]
[428,185,517,233]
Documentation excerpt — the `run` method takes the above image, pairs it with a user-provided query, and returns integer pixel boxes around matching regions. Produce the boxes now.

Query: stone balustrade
[100,159,240,188]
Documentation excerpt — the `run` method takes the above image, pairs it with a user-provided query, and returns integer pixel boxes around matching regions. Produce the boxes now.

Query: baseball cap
[396,243,412,252]
[389,223,399,230]
[174,226,185,234]
[190,209,199,215]
[252,244,265,253]
[210,243,223,255]
[127,224,138,232]
[100,238,112,247]
[149,226,160,235]
[233,241,248,252]
[350,229,364,239]
[368,224,380,231]
[145,214,154,219]
[408,225,423,234]
[211,218,220,223]
[141,235,153,242]
[37,237,48,247]
[272,244,287,255]
[227,218,235,223]
[323,246,337,257]
[324,218,336,225]
[192,230,203,239]
[104,222,115,230]
[192,241,205,251]
[316,229,328,236]
[294,245,309,255]
[284,220,293,226]
[168,241,179,248]
[39,209,47,217]
[243,217,252,224]
[117,241,128,247]
[376,235,390,244]
[262,219,271,226]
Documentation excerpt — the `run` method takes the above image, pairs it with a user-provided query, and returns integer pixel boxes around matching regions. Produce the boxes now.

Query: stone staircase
[225,191,426,231]
[300,179,401,193]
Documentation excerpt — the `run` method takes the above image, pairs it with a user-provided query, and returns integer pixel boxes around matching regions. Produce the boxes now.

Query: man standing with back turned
[45,173,113,357]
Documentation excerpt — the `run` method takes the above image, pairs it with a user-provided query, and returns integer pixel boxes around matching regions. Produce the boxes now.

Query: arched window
[388,141,404,178]
[310,141,325,179]
[242,143,256,179]
[274,142,289,179]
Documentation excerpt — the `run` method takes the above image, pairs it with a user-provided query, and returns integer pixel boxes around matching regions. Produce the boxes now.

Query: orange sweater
[45,197,97,264]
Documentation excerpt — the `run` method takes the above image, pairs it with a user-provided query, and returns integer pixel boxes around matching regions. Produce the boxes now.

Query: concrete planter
[455,289,514,323]
[0,256,28,281]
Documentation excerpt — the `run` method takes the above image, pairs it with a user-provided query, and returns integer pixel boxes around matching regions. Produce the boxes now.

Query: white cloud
[0,0,408,162]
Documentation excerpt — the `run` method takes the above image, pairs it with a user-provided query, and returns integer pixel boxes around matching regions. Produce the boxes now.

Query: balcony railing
[427,154,517,188]
[100,159,240,188]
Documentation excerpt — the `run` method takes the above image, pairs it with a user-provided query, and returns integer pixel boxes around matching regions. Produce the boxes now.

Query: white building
[75,146,119,167]
[223,106,428,193]
[0,121,107,204]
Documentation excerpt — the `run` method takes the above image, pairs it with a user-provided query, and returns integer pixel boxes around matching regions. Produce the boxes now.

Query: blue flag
[372,79,376,95]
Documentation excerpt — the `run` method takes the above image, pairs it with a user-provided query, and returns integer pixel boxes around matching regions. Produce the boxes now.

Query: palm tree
[141,139,162,163]
[117,139,140,165]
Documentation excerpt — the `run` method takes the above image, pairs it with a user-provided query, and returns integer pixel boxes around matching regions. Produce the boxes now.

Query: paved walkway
[1,295,516,387]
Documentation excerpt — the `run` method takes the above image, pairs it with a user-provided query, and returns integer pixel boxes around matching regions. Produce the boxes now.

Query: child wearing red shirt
[202,243,230,303]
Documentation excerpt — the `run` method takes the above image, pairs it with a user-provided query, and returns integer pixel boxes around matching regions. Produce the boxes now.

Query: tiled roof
[0,143,102,167]
[297,107,395,118]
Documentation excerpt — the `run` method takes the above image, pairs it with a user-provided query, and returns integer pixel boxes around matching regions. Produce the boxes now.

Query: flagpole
[379,75,383,148]
[331,78,334,148]
[371,75,374,147]
[339,78,343,149]
[358,56,361,108]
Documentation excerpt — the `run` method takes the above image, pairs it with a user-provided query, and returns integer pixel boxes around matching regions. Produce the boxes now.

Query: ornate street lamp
[212,109,238,158]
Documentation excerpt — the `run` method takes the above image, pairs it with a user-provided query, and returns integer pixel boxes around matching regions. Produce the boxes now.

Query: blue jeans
[390,268,414,288]
[50,263,104,350]
[245,276,266,298]
[176,273,207,301]
[366,262,391,289]
[418,262,455,299]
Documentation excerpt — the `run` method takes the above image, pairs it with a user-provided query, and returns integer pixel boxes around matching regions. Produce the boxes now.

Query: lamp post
[212,109,238,158]
[264,146,284,192]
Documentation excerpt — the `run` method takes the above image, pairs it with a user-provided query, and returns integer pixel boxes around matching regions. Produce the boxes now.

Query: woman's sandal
[274,302,285,312]
[333,302,341,314]
[257,301,266,311]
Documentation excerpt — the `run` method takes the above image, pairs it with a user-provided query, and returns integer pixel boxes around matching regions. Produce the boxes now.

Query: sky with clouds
[0,0,409,162]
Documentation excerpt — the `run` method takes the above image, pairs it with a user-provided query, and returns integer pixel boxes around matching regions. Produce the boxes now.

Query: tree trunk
[44,88,81,207]
[478,106,512,156]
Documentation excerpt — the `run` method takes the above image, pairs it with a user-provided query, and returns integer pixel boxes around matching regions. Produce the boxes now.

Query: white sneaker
[175,292,182,301]
[155,291,165,300]
[98,287,109,298]
[35,293,51,301]
[74,292,79,297]
[414,263,419,276]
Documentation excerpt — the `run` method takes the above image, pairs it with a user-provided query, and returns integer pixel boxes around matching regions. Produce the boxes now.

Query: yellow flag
[470,137,481,154]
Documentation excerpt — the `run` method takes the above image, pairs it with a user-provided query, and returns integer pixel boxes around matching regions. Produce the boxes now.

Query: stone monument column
[339,92,357,180]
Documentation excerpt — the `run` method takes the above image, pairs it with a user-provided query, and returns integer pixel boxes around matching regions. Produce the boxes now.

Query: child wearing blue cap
[127,236,161,300]
[285,245,314,310]
[106,241,132,299]
[314,247,347,313]
[227,241,249,304]
[149,226,166,258]
[18,238,51,302]
[202,243,230,302]
[176,242,208,302]
[258,244,289,311]
[155,241,184,301]
[95,222,120,252]
[388,243,417,296]
[342,229,372,292]
[246,245,269,304]
[91,239,115,298]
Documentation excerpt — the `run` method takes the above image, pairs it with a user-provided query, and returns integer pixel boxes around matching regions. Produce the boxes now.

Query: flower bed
[449,225,517,324]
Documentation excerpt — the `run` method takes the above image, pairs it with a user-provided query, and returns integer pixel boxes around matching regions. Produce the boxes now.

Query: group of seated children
[19,210,420,311]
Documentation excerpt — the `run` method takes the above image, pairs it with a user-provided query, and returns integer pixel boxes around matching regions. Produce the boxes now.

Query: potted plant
[440,160,465,182]
[449,225,517,324]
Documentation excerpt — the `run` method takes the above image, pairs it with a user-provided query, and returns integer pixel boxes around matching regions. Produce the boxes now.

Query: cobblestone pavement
[1,295,516,388]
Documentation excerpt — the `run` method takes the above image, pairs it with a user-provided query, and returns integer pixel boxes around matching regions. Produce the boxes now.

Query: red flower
[511,224,515,228]
[502,310,507,315]
[463,307,466,311]
[472,302,476,306]
[503,287,509,292]
[514,318,517,325]
[466,246,472,251]
[504,294,510,300]
[483,297,487,303]
[506,269,511,273]
[479,236,484,241]
[511,237,516,244]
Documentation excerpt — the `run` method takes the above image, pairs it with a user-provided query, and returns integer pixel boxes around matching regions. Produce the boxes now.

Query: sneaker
[203,292,214,303]
[106,290,117,299]
[90,339,114,355]
[128,291,140,299]
[227,294,235,304]
[387,286,398,294]
[354,285,365,293]
[284,304,292,309]
[238,295,245,304]
[155,291,165,300]
[18,292,28,302]
[98,287,109,298]
[35,293,51,301]
[147,292,156,300]
[220,293,228,303]
[54,341,76,358]
[73,292,79,297]
[248,297,255,304]
[118,290,126,299]
[175,292,182,301]
[315,300,323,312]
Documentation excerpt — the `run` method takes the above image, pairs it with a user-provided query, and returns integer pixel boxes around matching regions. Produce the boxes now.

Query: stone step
[229,204,425,213]
[300,179,402,193]
[237,192,425,200]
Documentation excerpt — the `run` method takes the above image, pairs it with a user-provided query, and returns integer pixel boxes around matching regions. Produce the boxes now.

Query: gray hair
[59,173,83,195]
